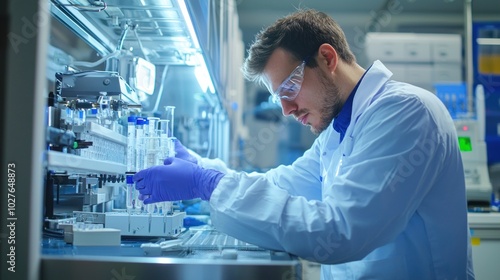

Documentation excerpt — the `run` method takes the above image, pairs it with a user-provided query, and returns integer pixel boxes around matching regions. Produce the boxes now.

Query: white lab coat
[206,61,475,279]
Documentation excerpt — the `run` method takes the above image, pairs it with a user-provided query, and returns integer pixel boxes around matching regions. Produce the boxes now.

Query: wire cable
[72,51,120,68]
[53,0,107,12]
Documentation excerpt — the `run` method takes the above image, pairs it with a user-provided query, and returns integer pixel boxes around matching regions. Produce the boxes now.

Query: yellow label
[471,237,481,246]
[491,55,500,75]
[479,55,493,74]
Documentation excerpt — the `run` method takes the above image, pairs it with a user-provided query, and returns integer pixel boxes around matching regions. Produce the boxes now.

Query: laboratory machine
[0,0,302,279]
[448,84,494,207]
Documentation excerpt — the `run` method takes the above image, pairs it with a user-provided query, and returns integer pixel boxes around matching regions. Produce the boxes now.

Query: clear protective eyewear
[270,59,307,104]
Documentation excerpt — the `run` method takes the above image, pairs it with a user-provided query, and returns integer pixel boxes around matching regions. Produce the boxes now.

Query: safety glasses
[270,59,307,104]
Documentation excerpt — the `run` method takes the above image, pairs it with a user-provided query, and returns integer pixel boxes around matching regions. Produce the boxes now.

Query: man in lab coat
[134,9,475,279]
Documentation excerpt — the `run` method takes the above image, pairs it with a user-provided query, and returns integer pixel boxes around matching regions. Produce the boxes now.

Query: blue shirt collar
[332,68,369,143]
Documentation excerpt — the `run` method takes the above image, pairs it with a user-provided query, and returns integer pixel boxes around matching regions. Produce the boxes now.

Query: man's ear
[318,43,338,72]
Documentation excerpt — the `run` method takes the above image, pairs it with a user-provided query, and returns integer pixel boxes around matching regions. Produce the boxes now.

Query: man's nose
[280,99,296,116]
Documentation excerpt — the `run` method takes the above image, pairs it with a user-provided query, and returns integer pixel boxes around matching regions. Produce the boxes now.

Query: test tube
[143,118,151,168]
[126,115,137,172]
[147,203,155,214]
[164,106,176,158]
[158,120,170,164]
[147,117,159,139]
[135,117,145,171]
[147,117,160,167]
[126,174,134,211]
[61,106,74,128]
[143,118,150,139]
[135,190,143,213]
[162,201,172,215]
[162,108,181,209]
[97,95,111,129]
[73,109,86,126]
[169,137,176,158]
[164,106,175,138]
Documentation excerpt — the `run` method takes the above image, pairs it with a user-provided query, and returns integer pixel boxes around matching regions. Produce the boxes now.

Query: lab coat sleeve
[198,157,233,174]
[187,148,234,174]
[209,94,445,263]
[195,131,323,199]
[193,138,322,201]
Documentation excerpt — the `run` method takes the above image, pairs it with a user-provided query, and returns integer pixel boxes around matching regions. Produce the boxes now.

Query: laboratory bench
[40,227,302,280]
[468,211,500,280]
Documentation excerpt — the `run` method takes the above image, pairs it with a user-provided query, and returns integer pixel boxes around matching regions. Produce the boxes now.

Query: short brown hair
[242,9,356,85]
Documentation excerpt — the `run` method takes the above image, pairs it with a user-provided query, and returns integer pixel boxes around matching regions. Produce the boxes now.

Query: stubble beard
[310,69,344,135]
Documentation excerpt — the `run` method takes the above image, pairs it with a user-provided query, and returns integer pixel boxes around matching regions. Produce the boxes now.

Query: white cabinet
[368,40,406,61]
[468,212,500,280]
[433,38,462,63]
[433,64,463,82]
[404,41,432,62]
[365,33,463,91]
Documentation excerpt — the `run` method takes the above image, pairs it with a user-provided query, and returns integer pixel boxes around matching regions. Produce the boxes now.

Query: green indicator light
[458,137,472,152]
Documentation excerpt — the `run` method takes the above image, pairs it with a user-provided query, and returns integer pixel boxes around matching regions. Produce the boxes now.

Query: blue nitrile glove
[170,138,198,164]
[134,157,224,204]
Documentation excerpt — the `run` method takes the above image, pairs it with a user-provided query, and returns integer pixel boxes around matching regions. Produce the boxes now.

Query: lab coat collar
[322,60,392,144]
[351,60,393,123]
[332,64,370,143]
[332,86,355,143]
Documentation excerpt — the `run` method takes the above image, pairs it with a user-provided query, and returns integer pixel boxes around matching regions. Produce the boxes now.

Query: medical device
[454,84,493,207]
[46,69,185,239]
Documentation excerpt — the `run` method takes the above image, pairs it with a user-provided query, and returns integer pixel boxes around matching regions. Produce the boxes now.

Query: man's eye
[281,85,297,94]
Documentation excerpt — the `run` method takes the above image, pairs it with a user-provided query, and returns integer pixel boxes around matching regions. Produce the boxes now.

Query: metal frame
[41,255,302,280]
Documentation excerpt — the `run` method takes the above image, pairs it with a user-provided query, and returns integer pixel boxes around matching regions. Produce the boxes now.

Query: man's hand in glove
[134,157,224,204]
[171,138,198,164]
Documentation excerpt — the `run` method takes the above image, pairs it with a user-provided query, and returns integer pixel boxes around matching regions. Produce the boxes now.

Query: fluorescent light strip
[176,0,200,49]
[176,0,215,93]
[194,54,215,94]
[477,38,500,46]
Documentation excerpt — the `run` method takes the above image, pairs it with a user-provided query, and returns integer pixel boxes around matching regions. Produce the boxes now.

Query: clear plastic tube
[135,189,143,213]
[126,115,137,172]
[158,120,170,164]
[164,106,175,138]
[147,117,159,138]
[162,201,172,215]
[61,106,74,127]
[126,175,134,211]
[73,109,86,126]
[164,106,176,158]
[97,95,112,129]
[147,203,155,214]
[168,137,176,158]
[135,117,145,171]
[143,118,150,139]
[147,117,160,167]
[158,119,169,136]
[163,106,181,209]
